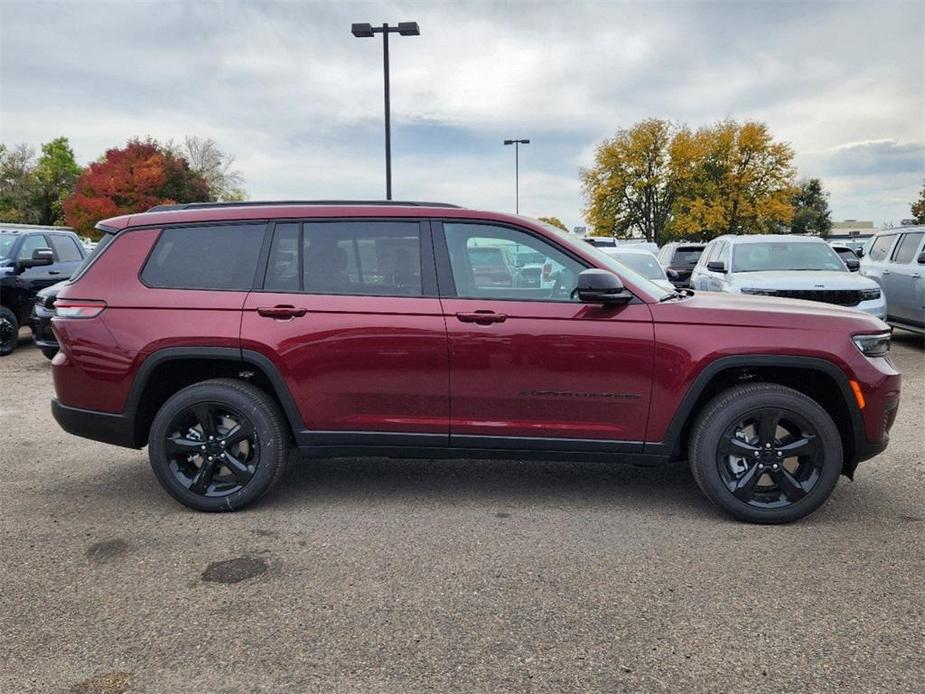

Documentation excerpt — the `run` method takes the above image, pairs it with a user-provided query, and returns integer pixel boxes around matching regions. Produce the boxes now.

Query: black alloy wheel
[165,402,259,497]
[148,379,290,512]
[689,383,842,523]
[716,408,823,509]
[0,307,18,356]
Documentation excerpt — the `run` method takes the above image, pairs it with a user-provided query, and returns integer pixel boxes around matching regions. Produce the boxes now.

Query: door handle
[257,305,307,319]
[456,311,507,325]
[48,271,61,275]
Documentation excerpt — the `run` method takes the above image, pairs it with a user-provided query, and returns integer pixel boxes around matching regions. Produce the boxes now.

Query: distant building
[828,219,875,242]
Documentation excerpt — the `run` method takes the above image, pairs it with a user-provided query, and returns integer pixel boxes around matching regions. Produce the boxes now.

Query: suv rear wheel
[0,306,18,356]
[148,379,290,512]
[689,383,842,523]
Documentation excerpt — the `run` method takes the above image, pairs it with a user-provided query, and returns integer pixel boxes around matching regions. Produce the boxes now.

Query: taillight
[55,300,107,319]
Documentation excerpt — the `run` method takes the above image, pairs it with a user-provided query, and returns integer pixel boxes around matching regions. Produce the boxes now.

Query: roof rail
[146,200,463,212]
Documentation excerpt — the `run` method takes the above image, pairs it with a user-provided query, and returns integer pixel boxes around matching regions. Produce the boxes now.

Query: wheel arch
[647,355,864,476]
[126,347,304,447]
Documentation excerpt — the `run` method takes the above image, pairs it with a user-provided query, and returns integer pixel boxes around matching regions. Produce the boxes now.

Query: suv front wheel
[689,383,843,523]
[148,379,290,512]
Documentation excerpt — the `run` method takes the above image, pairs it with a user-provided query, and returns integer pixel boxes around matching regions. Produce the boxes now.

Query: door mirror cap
[16,247,54,272]
[845,258,860,271]
[573,269,633,305]
[918,251,925,264]
[706,260,726,273]
[665,268,680,279]
[855,248,864,258]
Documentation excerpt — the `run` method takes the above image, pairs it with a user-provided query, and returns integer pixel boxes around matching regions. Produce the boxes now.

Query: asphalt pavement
[1,329,922,693]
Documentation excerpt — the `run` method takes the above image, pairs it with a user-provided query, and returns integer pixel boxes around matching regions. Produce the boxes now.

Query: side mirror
[918,251,925,264]
[855,248,864,258]
[573,269,632,305]
[706,260,726,273]
[666,268,680,279]
[845,258,860,271]
[16,247,54,272]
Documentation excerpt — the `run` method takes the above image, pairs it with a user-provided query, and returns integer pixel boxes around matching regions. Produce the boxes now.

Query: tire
[689,383,842,524]
[147,378,290,512]
[0,306,18,357]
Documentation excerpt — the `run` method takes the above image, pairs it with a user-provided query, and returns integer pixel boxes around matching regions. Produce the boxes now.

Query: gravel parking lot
[1,329,922,693]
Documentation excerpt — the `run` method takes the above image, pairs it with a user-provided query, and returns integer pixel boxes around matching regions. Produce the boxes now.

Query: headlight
[853,331,891,357]
[859,288,881,301]
[741,288,772,296]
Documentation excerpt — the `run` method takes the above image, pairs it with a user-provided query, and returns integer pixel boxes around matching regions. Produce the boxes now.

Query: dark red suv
[50,201,901,522]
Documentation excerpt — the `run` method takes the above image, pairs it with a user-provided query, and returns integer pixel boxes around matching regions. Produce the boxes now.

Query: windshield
[732,241,846,273]
[609,252,665,280]
[670,246,704,267]
[0,234,17,260]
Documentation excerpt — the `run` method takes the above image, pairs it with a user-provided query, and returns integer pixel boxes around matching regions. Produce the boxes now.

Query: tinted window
[444,223,584,301]
[0,234,18,259]
[264,223,300,292]
[867,234,896,262]
[834,247,858,262]
[891,232,924,264]
[732,242,845,273]
[670,246,703,267]
[49,235,83,262]
[18,235,48,259]
[297,221,422,296]
[142,224,265,290]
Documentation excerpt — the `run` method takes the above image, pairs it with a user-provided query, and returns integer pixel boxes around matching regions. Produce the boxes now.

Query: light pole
[351,21,420,200]
[503,139,530,214]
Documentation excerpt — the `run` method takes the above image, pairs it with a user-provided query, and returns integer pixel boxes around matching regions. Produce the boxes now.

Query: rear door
[435,220,654,449]
[883,231,925,326]
[241,219,449,447]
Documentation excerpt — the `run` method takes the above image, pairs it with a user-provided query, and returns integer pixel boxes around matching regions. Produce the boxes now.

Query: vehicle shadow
[268,454,713,518]
[891,329,924,351]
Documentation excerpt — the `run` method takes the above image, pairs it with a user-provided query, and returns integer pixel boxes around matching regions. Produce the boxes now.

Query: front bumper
[30,306,58,348]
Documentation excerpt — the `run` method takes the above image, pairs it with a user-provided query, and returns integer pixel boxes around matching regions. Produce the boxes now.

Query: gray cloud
[1,0,923,227]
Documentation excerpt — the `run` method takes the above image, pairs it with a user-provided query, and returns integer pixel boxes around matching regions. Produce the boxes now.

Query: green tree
[911,180,925,224]
[671,120,796,239]
[33,137,82,225]
[790,178,832,236]
[0,143,37,223]
[537,216,568,232]
[580,118,677,243]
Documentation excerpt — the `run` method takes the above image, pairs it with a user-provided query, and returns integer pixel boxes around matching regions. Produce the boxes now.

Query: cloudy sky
[1,0,923,229]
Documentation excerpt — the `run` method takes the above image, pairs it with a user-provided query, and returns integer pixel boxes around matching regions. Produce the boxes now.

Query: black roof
[147,200,462,213]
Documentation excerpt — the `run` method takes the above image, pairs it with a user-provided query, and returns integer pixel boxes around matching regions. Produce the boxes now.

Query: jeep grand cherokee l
[49,201,901,523]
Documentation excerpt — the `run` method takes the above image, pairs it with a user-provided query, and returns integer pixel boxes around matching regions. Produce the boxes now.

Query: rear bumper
[51,399,139,449]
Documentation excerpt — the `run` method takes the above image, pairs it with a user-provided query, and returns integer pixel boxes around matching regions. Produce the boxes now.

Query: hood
[728,270,878,291]
[652,290,889,332]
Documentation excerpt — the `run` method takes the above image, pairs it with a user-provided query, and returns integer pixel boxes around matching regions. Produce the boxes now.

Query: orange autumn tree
[63,139,211,238]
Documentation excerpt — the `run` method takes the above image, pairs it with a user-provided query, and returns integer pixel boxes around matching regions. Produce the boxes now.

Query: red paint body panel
[441,298,654,440]
[52,229,245,413]
[241,293,449,434]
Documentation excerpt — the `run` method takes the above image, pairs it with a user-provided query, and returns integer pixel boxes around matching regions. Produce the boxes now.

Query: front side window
[444,223,583,301]
[49,235,83,262]
[18,235,48,259]
[141,223,266,290]
[265,221,423,296]
[891,232,924,264]
[867,234,896,262]
[731,242,845,273]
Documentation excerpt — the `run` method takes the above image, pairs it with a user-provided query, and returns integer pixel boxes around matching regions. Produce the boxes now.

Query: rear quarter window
[141,223,266,290]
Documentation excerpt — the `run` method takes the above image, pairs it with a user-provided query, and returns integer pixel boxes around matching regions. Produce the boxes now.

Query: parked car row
[860,226,924,335]
[1,226,88,357]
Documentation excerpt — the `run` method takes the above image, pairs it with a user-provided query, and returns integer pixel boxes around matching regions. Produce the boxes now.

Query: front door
[435,221,654,449]
[241,219,449,446]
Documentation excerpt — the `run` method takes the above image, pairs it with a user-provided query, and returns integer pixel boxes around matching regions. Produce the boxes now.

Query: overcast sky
[1,0,923,229]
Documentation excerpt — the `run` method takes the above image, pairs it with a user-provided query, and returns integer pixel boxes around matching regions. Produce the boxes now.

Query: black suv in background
[0,226,87,356]
[657,242,706,288]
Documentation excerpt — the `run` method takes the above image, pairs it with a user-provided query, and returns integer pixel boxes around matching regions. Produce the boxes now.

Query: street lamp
[503,139,530,214]
[351,21,420,200]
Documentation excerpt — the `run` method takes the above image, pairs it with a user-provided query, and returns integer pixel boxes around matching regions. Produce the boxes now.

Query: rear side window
[265,221,423,296]
[142,223,266,290]
[867,234,896,262]
[18,234,49,259]
[49,235,83,262]
[891,232,923,264]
